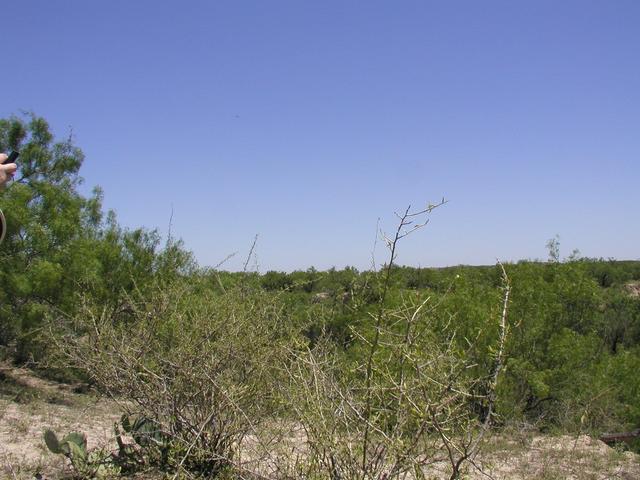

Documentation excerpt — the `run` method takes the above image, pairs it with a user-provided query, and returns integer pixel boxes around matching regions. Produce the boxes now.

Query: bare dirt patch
[624,281,640,298]
[472,433,640,479]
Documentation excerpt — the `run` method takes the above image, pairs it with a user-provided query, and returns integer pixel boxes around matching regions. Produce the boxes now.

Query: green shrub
[52,278,297,477]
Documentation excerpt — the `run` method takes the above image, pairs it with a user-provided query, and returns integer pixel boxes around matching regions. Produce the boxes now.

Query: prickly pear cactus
[43,429,62,454]
[43,428,120,478]
[121,414,166,447]
[63,432,87,450]
[43,430,88,468]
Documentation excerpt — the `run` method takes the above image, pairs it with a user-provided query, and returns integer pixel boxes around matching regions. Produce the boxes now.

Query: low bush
[52,279,297,477]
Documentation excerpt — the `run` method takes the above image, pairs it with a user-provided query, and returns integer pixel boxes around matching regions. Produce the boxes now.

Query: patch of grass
[44,393,74,407]
[0,367,80,409]
[0,372,42,404]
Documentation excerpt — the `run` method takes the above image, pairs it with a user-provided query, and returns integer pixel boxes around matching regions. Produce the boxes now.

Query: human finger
[0,163,17,174]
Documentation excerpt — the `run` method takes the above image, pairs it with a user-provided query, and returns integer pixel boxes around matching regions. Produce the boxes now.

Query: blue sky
[2,1,638,271]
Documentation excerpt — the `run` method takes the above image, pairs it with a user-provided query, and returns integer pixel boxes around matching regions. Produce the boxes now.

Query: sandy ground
[469,433,640,479]
[1,365,639,479]
[0,365,121,479]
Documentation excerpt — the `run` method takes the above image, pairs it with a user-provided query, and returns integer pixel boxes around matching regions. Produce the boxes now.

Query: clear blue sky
[2,1,638,271]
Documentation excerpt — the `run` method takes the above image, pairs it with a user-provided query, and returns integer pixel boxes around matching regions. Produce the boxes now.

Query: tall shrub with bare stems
[283,203,511,480]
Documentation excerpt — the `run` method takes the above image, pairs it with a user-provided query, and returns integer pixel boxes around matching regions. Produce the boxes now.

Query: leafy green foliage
[0,113,195,366]
[236,259,640,436]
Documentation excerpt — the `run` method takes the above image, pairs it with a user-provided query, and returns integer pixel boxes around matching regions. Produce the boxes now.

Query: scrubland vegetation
[1,114,639,478]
